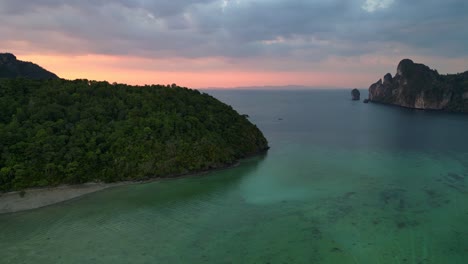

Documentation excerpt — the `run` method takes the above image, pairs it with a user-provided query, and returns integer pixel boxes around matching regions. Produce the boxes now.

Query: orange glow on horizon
[15,53,375,89]
[16,53,468,89]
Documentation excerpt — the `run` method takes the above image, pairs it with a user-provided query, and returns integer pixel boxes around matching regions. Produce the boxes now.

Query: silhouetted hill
[0,53,58,79]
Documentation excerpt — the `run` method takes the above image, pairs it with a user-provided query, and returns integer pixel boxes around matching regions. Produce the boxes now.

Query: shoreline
[0,150,268,214]
[367,100,468,114]
[0,183,123,214]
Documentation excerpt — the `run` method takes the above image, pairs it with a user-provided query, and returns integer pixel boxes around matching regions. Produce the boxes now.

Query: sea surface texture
[1,90,467,263]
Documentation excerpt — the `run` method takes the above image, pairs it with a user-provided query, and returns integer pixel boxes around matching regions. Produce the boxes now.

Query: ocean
[1,89,467,263]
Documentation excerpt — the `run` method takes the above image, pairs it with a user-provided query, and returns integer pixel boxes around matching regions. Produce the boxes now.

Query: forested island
[0,75,268,192]
[368,59,468,112]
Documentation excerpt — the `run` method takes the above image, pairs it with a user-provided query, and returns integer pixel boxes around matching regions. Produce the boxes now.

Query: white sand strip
[0,183,121,214]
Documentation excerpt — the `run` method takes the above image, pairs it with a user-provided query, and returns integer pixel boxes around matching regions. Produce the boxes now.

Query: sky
[1,0,467,88]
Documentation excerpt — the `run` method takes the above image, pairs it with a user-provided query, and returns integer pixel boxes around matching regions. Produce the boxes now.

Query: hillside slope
[0,79,268,191]
[0,53,58,79]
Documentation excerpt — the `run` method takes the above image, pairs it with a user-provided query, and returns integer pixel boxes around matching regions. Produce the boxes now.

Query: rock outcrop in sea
[351,89,360,100]
[367,59,468,112]
[0,53,58,79]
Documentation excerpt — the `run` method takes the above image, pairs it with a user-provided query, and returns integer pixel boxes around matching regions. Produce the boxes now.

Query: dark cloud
[0,0,467,61]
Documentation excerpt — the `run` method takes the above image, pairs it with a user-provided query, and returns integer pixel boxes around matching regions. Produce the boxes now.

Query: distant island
[367,59,468,112]
[0,53,58,79]
[0,54,268,192]
[351,88,360,101]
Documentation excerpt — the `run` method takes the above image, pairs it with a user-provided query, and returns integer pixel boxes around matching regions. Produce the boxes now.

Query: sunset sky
[1,0,467,88]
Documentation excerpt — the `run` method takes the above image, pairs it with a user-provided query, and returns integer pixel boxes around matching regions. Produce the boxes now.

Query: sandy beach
[0,183,123,214]
[0,160,249,214]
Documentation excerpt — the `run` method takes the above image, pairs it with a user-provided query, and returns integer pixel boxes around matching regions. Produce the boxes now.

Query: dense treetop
[0,78,268,191]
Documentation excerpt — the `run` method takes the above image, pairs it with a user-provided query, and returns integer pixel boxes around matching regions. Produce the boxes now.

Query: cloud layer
[1,0,467,87]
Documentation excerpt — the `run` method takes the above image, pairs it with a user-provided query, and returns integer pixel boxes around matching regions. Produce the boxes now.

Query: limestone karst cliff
[368,59,468,112]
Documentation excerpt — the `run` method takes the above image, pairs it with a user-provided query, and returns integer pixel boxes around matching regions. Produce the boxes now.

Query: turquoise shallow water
[1,90,468,263]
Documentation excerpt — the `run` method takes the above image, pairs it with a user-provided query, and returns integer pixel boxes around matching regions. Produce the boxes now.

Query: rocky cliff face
[368,59,468,112]
[0,53,58,79]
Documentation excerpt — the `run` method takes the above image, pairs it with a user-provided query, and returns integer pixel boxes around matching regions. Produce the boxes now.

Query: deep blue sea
[1,89,467,263]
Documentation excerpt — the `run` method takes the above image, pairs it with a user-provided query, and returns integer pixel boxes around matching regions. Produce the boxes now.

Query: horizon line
[197,85,366,90]
[43,77,368,90]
